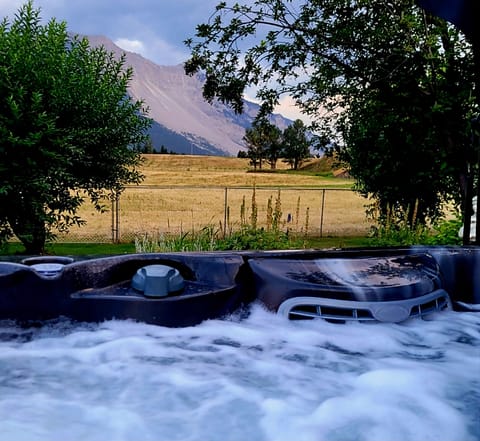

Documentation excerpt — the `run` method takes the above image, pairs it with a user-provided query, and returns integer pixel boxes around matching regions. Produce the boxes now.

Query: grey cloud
[1,0,221,64]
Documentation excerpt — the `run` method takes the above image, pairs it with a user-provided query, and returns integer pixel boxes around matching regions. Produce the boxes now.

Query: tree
[243,118,282,170]
[185,0,477,224]
[141,138,155,154]
[237,150,248,158]
[243,123,265,170]
[282,119,311,170]
[337,12,476,224]
[0,2,151,253]
[261,120,282,170]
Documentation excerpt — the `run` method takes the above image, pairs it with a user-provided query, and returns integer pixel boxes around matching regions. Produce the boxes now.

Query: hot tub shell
[0,246,478,326]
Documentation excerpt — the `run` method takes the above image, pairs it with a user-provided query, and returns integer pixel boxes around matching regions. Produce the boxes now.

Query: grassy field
[138,154,352,187]
[53,154,373,243]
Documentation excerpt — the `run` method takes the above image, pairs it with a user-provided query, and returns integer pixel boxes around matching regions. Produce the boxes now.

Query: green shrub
[367,200,464,247]
[424,215,463,245]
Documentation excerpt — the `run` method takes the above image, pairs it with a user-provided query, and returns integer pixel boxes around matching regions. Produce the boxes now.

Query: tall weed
[367,200,429,246]
[367,200,463,246]
[135,188,309,252]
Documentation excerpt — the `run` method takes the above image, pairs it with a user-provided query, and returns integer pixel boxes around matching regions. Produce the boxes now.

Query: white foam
[0,306,478,441]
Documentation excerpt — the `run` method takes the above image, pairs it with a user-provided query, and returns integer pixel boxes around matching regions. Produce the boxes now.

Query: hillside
[87,35,291,156]
[137,154,348,187]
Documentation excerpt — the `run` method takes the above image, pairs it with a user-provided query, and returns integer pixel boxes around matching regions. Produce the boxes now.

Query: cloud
[245,88,311,124]
[274,96,312,124]
[0,0,23,9]
[147,38,190,65]
[114,38,146,56]
[115,35,189,65]
[0,0,31,18]
[0,0,241,66]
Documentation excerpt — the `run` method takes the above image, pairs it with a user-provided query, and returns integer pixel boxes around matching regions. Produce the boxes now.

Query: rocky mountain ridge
[87,35,291,156]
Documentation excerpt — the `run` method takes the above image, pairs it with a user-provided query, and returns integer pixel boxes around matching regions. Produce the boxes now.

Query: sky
[0,0,307,120]
[0,0,220,65]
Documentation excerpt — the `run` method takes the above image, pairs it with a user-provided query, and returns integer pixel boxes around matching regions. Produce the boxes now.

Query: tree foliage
[282,119,310,170]
[0,2,151,253]
[243,118,311,170]
[185,0,477,224]
[243,118,282,170]
[243,121,265,170]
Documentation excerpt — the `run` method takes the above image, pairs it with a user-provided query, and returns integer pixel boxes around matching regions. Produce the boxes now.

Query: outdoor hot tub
[0,246,478,326]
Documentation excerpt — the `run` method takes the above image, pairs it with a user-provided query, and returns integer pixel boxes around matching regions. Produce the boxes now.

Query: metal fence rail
[55,186,372,243]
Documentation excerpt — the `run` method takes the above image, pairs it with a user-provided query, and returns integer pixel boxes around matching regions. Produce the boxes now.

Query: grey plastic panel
[277,289,451,323]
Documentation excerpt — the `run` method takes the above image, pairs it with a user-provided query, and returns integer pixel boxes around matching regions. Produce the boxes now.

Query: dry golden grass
[57,155,372,242]
[139,155,349,187]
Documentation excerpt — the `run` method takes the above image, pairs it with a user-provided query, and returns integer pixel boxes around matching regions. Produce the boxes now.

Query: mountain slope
[86,35,291,156]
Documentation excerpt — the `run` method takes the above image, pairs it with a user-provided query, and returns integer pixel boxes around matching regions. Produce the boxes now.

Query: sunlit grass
[45,154,372,244]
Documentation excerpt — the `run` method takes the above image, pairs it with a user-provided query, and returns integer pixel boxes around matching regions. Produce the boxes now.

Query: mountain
[86,35,292,156]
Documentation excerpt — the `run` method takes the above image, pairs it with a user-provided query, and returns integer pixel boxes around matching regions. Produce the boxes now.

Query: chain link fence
[54,186,373,243]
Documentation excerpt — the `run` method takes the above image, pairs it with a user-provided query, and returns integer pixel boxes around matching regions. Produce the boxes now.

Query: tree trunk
[7,210,47,254]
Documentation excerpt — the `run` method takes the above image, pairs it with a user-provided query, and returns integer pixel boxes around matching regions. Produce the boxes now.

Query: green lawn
[1,242,136,258]
[1,236,372,258]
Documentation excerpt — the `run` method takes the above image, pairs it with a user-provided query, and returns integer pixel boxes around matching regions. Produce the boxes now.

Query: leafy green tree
[338,13,477,224]
[237,150,248,158]
[185,0,477,224]
[262,120,283,170]
[243,118,282,170]
[282,119,311,170]
[0,2,151,253]
[243,123,265,170]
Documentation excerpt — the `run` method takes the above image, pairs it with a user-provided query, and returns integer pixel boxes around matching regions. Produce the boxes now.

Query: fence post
[111,191,120,243]
[320,189,326,237]
[224,187,228,237]
[111,193,115,243]
[115,193,120,243]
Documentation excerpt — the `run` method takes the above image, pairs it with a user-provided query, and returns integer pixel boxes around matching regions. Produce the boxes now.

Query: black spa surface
[0,246,478,326]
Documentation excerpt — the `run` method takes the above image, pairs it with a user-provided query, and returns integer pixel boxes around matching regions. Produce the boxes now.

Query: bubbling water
[0,305,478,441]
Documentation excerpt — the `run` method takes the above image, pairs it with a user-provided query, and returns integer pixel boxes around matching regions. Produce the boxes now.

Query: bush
[424,215,463,246]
